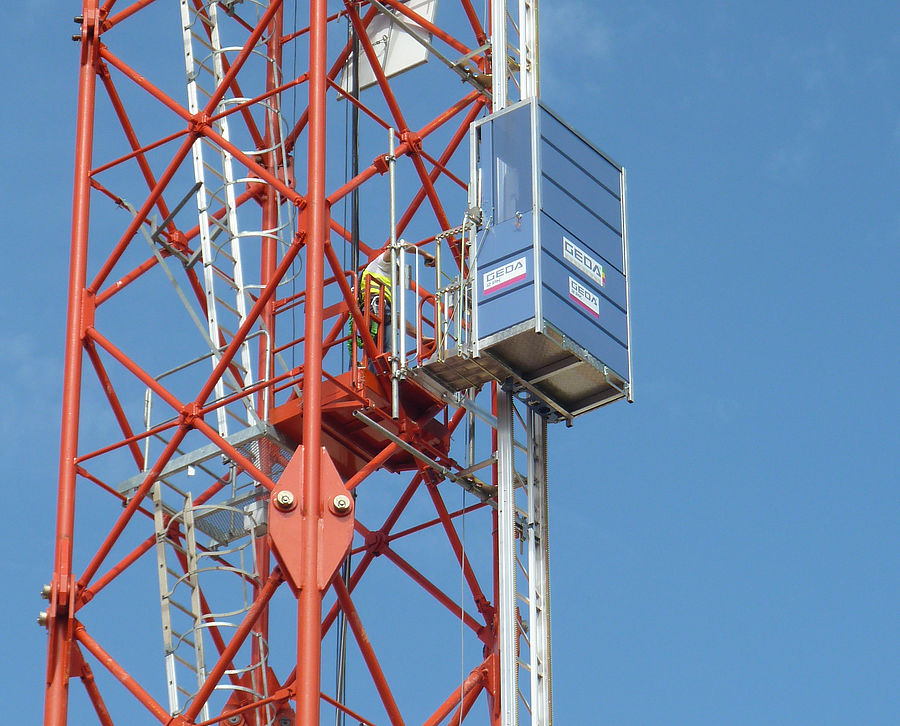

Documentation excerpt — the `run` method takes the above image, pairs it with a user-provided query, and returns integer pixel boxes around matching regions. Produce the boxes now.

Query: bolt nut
[41,584,52,600]
[278,719,292,726]
[226,715,242,725]
[331,494,352,515]
[37,611,49,627]
[274,490,295,511]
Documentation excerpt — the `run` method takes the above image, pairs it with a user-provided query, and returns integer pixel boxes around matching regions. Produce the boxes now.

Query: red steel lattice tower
[43,0,629,724]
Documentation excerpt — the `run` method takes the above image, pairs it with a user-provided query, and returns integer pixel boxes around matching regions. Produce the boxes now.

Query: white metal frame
[180,0,258,437]
[497,387,552,726]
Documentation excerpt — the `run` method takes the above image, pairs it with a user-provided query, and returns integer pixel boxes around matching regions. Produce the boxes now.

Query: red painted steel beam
[250,6,286,712]
[384,501,489,545]
[425,483,493,620]
[90,127,189,177]
[332,578,405,725]
[346,3,409,133]
[104,0,160,30]
[201,0,284,116]
[83,329,279,492]
[394,99,484,242]
[97,63,176,229]
[421,663,486,726]
[449,677,485,725]
[76,423,190,589]
[189,0,266,150]
[74,466,153,519]
[84,340,144,469]
[318,470,424,642]
[378,543,484,635]
[325,91,482,209]
[45,5,100,721]
[74,622,171,723]
[182,568,284,721]
[72,651,115,726]
[77,534,154,608]
[378,0,474,57]
[295,0,330,720]
[460,0,489,46]
[283,5,379,153]
[87,130,195,294]
[408,149,453,234]
[345,442,400,491]
[318,691,378,726]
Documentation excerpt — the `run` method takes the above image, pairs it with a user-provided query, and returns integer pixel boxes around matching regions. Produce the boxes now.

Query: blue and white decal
[568,276,600,319]
[563,235,606,287]
[483,256,527,295]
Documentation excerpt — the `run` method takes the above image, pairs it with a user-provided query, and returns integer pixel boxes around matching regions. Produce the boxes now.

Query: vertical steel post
[253,7,284,723]
[496,386,518,725]
[388,128,400,419]
[44,3,99,723]
[527,409,552,725]
[490,0,508,110]
[518,0,540,99]
[298,0,328,720]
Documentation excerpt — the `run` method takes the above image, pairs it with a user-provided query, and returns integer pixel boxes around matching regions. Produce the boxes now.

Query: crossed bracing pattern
[45,0,544,725]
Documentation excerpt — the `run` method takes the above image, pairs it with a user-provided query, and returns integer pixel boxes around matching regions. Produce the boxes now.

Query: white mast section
[492,1,549,722]
[491,0,540,109]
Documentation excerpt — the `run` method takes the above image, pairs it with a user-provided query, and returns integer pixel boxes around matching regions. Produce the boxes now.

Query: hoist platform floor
[410,320,628,418]
[270,370,450,481]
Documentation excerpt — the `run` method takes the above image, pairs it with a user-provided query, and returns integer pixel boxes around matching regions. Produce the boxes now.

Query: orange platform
[270,369,451,481]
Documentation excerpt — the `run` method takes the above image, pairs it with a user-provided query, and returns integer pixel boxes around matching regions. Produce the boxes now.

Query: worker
[350,244,435,361]
[356,248,393,355]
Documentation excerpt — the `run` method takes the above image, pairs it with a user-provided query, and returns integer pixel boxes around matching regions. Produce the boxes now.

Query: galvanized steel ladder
[153,487,211,722]
[180,0,257,437]
[497,390,552,725]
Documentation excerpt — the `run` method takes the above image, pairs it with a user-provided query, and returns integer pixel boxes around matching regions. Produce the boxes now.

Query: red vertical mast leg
[298,0,328,721]
[45,3,100,724]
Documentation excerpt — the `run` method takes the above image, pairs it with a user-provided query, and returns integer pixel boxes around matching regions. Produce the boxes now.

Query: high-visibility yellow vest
[360,252,392,304]
[361,269,391,302]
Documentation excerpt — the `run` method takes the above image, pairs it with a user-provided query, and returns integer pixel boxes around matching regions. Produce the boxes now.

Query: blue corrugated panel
[476,214,536,340]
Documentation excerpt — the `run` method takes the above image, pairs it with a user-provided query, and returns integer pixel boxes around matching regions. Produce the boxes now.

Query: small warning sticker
[568,276,600,319]
[483,256,527,295]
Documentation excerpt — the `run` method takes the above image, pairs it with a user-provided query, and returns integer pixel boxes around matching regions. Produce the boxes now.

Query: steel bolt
[41,584,51,600]
[226,715,242,725]
[278,718,292,726]
[332,494,352,515]
[274,490,295,511]
[37,611,48,627]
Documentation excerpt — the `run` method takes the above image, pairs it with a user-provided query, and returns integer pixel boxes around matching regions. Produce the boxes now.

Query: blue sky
[2,1,898,723]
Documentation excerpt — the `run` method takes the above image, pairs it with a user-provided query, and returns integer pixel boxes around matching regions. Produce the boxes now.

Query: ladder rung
[173,653,198,670]
[202,163,226,183]
[169,600,197,618]
[172,633,197,650]
[163,540,189,556]
[214,299,241,318]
